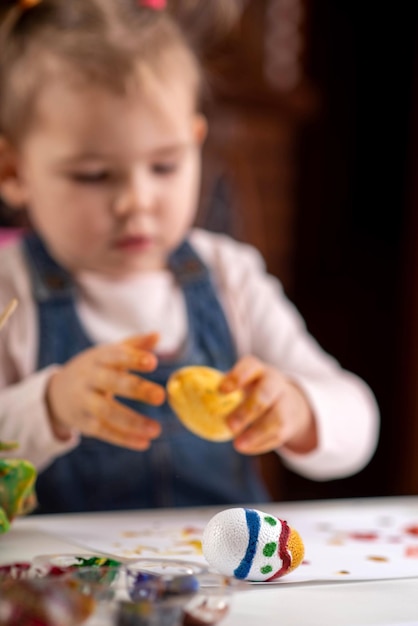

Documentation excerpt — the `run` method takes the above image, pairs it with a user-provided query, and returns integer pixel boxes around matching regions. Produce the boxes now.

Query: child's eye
[70,171,110,184]
[152,162,178,175]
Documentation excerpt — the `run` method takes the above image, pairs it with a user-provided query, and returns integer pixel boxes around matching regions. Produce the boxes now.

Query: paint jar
[0,577,95,626]
[123,558,247,626]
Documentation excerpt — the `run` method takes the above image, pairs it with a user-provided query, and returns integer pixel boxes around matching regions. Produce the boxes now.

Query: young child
[0,0,379,513]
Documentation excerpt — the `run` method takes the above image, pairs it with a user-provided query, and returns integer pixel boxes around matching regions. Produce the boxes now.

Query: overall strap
[22,233,74,302]
[169,239,237,372]
[22,233,92,368]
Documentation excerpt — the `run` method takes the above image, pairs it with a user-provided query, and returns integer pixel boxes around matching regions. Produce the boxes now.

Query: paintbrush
[0,298,18,331]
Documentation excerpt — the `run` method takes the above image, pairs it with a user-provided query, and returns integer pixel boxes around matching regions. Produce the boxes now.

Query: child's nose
[113,173,155,217]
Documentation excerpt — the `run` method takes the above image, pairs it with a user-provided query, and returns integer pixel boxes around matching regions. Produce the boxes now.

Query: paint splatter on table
[23,498,418,584]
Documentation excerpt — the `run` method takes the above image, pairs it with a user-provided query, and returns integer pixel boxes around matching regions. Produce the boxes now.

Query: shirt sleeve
[194,231,380,481]
[0,244,79,471]
[0,366,80,471]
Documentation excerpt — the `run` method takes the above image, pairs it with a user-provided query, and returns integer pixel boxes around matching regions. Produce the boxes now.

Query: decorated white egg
[202,507,304,582]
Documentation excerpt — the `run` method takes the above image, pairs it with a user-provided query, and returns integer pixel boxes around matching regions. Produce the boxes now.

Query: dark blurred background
[284,1,418,501]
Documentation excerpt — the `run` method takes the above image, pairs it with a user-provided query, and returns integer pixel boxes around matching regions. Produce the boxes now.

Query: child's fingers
[92,366,165,405]
[87,416,155,451]
[233,406,283,455]
[97,344,158,372]
[85,393,162,446]
[92,423,153,451]
[219,355,265,393]
[122,332,160,352]
[226,373,284,434]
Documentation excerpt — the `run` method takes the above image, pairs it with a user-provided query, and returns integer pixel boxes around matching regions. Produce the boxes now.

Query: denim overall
[22,233,269,513]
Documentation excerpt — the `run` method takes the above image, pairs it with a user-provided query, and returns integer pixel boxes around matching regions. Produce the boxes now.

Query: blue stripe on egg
[233,508,260,579]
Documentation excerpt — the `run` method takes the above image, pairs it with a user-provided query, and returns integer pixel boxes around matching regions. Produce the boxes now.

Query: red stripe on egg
[266,520,291,581]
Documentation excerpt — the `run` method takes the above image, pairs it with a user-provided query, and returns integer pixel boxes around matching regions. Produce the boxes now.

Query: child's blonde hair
[0,0,203,143]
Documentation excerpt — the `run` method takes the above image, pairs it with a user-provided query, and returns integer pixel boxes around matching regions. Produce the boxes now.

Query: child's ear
[193,114,208,146]
[0,136,27,209]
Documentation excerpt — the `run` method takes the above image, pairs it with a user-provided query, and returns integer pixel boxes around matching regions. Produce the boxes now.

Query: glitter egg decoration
[202,508,305,582]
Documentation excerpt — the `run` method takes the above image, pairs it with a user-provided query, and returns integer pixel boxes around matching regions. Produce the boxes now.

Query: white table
[2,496,418,626]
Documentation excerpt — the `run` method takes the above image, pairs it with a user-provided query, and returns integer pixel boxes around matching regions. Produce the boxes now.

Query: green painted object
[0,441,37,534]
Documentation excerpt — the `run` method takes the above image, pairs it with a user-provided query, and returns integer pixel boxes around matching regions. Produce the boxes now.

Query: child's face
[7,74,206,277]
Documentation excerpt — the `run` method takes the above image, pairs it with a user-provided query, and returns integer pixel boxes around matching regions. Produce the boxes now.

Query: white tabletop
[2,496,418,626]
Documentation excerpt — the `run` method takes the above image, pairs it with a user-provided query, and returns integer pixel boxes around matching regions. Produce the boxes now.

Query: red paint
[0,562,31,580]
[405,545,418,558]
[404,525,418,536]
[266,521,291,581]
[182,526,202,535]
[348,531,378,541]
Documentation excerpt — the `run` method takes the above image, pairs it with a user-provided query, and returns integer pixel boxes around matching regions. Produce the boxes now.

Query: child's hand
[46,333,165,450]
[220,356,318,455]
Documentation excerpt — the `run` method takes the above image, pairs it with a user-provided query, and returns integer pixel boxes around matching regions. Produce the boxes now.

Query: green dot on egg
[263,542,277,557]
[264,516,277,526]
[260,565,273,574]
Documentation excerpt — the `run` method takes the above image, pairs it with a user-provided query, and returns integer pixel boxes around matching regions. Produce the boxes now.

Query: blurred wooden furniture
[199,0,316,293]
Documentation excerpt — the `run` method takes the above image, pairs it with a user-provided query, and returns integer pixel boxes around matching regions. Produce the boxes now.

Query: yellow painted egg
[167,366,243,442]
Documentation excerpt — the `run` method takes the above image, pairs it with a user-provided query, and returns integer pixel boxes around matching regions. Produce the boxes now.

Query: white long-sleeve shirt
[0,228,379,478]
